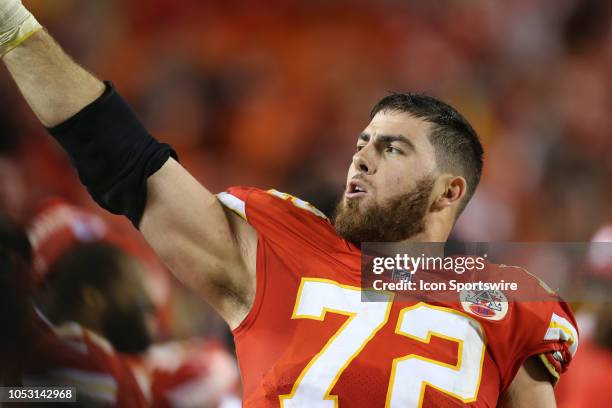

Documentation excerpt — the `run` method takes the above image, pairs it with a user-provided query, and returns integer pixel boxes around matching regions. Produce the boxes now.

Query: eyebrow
[358,133,416,151]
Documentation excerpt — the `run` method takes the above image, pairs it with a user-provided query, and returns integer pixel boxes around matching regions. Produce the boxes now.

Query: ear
[431,175,467,212]
[80,285,108,314]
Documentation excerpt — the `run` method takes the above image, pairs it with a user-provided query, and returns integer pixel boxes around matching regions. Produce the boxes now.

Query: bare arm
[141,159,257,328]
[499,356,557,408]
[3,30,104,127]
[2,22,257,328]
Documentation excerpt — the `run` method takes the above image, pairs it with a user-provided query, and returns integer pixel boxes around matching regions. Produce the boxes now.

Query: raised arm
[1,2,257,328]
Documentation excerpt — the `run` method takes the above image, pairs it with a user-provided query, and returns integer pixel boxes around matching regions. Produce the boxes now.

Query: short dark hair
[37,243,128,321]
[370,93,484,215]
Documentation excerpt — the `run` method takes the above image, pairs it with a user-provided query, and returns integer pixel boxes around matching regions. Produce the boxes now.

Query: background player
[29,202,241,407]
[0,213,149,406]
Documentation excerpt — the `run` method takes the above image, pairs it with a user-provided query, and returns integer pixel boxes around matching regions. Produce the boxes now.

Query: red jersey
[127,339,240,408]
[218,187,578,407]
[7,311,239,407]
[6,311,147,407]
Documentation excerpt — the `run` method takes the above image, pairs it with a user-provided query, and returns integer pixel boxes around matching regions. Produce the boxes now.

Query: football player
[0,214,148,406]
[28,199,241,407]
[0,1,577,406]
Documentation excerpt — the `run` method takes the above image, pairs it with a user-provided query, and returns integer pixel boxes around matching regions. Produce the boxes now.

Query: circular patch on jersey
[460,289,508,321]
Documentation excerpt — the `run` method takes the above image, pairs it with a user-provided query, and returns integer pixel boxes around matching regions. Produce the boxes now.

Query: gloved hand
[0,0,41,56]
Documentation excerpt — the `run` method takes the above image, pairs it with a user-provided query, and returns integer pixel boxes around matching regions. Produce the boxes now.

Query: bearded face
[334,176,435,245]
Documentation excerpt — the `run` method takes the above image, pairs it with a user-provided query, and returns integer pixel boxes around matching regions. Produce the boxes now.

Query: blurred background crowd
[0,0,611,406]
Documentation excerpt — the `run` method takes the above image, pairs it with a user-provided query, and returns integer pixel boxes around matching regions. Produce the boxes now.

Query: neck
[404,211,453,243]
[52,307,105,335]
[76,313,105,335]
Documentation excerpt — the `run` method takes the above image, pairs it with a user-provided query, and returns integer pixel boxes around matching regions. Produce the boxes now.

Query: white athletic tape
[0,0,41,56]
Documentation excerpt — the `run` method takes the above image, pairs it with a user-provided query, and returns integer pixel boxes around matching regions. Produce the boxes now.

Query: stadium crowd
[0,0,611,406]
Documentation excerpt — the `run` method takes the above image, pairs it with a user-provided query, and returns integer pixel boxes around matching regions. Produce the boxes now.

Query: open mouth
[345,180,368,199]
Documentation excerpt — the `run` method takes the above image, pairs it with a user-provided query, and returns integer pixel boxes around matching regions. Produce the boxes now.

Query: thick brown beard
[333,176,435,245]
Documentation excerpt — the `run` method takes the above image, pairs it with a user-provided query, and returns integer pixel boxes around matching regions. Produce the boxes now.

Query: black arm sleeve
[48,81,177,227]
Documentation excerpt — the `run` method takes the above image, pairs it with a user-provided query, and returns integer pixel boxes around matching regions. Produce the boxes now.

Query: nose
[353,145,376,175]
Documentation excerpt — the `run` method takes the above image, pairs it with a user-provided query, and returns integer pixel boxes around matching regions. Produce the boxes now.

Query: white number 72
[279,278,486,407]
